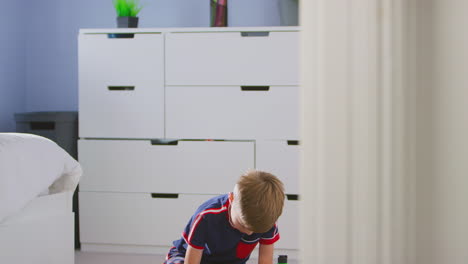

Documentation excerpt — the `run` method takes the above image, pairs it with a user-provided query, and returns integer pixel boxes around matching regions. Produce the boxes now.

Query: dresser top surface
[79,26,300,34]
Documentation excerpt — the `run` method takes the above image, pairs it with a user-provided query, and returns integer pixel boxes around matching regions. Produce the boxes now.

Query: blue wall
[0,1,27,132]
[1,0,290,131]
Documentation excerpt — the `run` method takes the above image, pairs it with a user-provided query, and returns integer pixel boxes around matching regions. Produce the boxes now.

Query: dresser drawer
[79,192,213,246]
[78,139,254,194]
[256,140,300,194]
[166,86,299,140]
[79,33,164,138]
[165,31,299,85]
[275,199,299,250]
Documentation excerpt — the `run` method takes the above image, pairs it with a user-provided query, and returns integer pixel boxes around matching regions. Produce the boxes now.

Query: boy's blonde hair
[234,170,285,233]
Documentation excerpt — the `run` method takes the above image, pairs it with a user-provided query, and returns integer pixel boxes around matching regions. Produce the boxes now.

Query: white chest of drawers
[78,27,300,254]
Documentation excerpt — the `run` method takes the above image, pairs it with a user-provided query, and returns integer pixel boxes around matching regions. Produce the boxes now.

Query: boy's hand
[258,243,274,264]
[185,245,203,264]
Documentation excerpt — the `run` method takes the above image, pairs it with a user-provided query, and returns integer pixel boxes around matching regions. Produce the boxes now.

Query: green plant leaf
[113,0,143,17]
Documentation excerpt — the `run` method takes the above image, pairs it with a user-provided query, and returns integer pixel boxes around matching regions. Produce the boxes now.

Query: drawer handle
[30,121,55,130]
[107,33,135,39]
[151,193,179,199]
[108,86,135,91]
[241,32,270,37]
[241,86,270,91]
[150,139,179,145]
[286,194,299,201]
[287,140,300,146]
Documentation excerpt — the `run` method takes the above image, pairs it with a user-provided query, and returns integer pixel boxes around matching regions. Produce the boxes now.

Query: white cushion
[0,133,82,223]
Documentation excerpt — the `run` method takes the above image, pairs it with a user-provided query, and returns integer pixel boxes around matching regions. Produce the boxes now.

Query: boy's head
[229,170,285,234]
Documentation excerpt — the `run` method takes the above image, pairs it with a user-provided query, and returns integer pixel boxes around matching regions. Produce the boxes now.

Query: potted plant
[113,0,143,28]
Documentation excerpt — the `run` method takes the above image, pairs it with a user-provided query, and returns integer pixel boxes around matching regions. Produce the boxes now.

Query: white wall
[300,0,385,263]
[300,0,468,263]
[414,0,436,262]
[417,0,468,263]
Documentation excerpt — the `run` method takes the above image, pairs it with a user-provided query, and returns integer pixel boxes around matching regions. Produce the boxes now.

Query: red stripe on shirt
[260,224,280,245]
[185,198,231,249]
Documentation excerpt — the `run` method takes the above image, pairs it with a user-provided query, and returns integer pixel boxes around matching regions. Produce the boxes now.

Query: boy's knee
[164,255,185,264]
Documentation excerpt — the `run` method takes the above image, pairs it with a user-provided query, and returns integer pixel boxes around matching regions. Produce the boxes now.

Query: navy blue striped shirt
[172,193,280,264]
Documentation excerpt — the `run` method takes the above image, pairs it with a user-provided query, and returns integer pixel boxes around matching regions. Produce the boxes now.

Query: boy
[163,170,285,264]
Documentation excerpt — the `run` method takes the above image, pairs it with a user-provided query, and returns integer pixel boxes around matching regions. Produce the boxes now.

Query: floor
[75,250,298,264]
[75,251,165,264]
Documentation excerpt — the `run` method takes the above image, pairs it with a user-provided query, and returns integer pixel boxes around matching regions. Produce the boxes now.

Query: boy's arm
[185,245,203,264]
[258,243,274,264]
